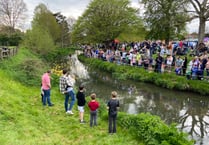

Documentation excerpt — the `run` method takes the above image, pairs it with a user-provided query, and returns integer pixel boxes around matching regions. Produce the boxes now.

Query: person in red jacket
[88,93,100,127]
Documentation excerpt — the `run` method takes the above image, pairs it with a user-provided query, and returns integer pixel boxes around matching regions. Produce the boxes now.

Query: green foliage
[0,26,24,46]
[117,19,147,42]
[118,112,194,145]
[22,3,68,55]
[0,48,47,86]
[32,3,61,43]
[141,0,189,43]
[54,12,71,47]
[0,70,140,145]
[16,58,45,85]
[0,49,194,145]
[41,47,74,64]
[79,55,209,95]
[72,0,142,44]
[22,26,55,55]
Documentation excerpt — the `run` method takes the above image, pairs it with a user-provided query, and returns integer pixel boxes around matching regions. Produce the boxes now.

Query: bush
[0,48,48,86]
[16,58,45,86]
[117,112,194,145]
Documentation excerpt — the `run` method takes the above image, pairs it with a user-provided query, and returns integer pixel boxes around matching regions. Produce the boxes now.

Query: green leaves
[141,0,189,42]
[118,113,194,145]
[72,0,141,44]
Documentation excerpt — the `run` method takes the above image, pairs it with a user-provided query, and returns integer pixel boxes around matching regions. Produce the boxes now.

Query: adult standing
[155,53,163,73]
[182,56,188,76]
[59,69,76,114]
[41,70,54,106]
[107,91,119,134]
[175,56,183,75]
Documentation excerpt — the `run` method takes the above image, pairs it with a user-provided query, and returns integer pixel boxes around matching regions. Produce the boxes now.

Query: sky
[24,0,200,33]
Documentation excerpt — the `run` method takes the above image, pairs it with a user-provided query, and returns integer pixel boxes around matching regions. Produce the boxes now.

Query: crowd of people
[83,40,209,81]
[41,69,120,134]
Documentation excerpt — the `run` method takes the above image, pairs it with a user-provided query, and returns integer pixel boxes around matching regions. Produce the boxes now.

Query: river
[69,52,209,145]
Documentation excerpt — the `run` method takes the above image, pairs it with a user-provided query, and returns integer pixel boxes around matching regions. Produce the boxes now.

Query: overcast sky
[24,0,200,33]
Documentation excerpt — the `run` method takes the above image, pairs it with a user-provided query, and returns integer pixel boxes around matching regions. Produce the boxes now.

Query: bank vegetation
[79,55,209,96]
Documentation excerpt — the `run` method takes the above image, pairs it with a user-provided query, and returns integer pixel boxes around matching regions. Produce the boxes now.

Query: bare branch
[0,0,27,29]
[188,15,199,21]
[190,0,201,14]
[186,10,197,13]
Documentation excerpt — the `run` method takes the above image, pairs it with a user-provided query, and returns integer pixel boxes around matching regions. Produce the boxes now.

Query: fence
[0,47,18,60]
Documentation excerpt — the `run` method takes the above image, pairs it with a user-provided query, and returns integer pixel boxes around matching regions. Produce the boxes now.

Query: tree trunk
[198,18,206,43]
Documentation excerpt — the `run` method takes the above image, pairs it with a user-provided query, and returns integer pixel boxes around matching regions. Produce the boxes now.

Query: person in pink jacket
[41,70,54,106]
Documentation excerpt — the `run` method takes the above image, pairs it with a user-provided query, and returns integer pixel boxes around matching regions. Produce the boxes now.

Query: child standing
[88,93,100,127]
[107,91,119,134]
[76,85,86,123]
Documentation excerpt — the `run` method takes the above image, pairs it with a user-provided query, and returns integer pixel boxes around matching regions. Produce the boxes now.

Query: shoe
[48,104,54,107]
[80,120,86,124]
[66,110,74,114]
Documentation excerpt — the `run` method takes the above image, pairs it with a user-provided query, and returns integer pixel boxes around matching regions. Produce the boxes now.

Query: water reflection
[72,54,209,145]
[84,69,209,145]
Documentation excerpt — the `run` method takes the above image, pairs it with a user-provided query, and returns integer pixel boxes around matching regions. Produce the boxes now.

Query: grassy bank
[0,70,139,144]
[0,48,193,145]
[0,48,141,145]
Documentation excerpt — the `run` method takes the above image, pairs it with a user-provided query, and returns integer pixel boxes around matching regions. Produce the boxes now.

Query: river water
[70,52,209,145]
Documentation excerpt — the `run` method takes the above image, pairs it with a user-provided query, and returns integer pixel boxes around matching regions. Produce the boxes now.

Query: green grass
[0,47,193,145]
[0,66,141,145]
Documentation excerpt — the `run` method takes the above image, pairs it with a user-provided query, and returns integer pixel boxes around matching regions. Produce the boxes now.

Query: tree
[67,16,76,33]
[187,0,209,42]
[54,12,71,47]
[72,0,140,45]
[141,0,189,44]
[117,19,147,42]
[32,3,61,44]
[0,25,23,46]
[0,0,27,31]
[23,3,57,54]
[23,26,55,55]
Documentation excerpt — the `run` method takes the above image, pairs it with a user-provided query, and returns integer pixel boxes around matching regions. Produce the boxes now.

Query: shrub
[16,58,46,86]
[118,112,194,145]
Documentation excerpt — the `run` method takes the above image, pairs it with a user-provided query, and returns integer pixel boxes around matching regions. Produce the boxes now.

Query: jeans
[108,114,117,133]
[43,89,52,106]
[157,64,162,73]
[206,69,209,77]
[64,90,75,112]
[90,111,97,127]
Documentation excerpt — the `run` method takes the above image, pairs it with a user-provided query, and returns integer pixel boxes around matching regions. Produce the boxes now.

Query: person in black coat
[76,85,86,123]
[107,91,119,134]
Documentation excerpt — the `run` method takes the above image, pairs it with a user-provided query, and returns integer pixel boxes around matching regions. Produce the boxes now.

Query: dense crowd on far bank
[82,40,209,81]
